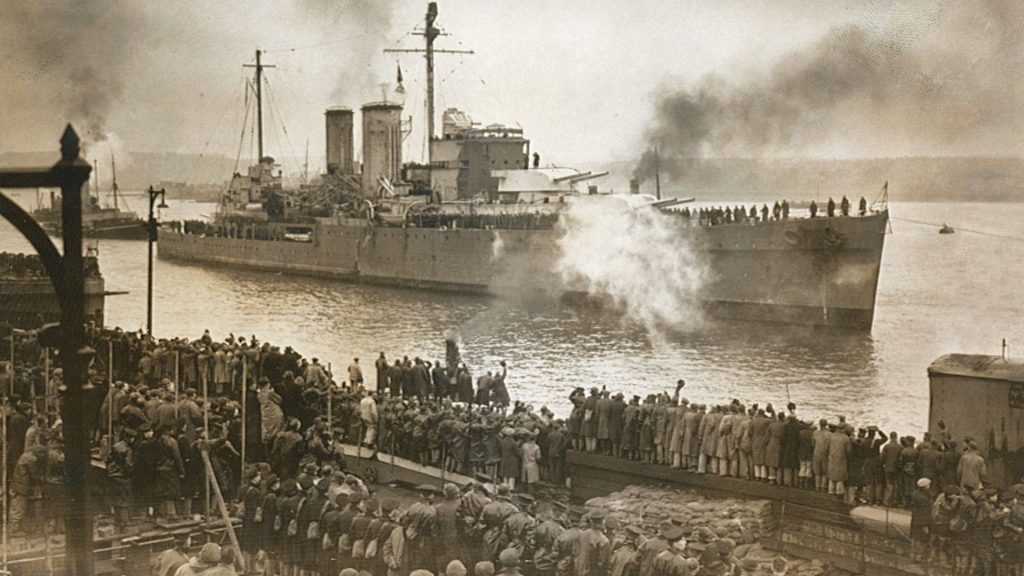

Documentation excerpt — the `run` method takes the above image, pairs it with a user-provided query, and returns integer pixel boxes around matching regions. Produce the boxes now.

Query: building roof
[928,354,1024,383]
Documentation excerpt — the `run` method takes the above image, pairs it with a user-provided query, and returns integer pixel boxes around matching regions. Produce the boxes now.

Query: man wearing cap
[173,542,221,576]
[650,524,689,576]
[533,502,565,576]
[405,484,439,571]
[497,548,525,576]
[269,418,303,479]
[10,443,46,535]
[609,524,641,576]
[479,485,519,563]
[320,491,348,573]
[881,431,903,506]
[908,477,933,559]
[347,496,375,572]
[382,499,408,576]
[436,483,463,572]
[574,509,611,576]
[810,419,830,491]
[958,441,988,493]
[826,423,851,497]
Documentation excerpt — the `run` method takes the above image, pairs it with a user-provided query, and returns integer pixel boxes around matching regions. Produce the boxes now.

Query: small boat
[939,223,955,234]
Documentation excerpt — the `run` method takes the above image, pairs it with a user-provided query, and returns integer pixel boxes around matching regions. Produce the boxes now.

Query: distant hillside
[3,151,1022,202]
[584,157,1024,203]
[0,151,239,194]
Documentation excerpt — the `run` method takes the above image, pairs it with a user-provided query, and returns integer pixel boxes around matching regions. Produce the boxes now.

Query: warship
[159,3,889,331]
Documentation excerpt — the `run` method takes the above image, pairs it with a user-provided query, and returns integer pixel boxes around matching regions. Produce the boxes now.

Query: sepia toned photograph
[0,0,1022,574]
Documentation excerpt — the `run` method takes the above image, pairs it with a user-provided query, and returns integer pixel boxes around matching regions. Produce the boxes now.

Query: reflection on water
[1,193,1023,436]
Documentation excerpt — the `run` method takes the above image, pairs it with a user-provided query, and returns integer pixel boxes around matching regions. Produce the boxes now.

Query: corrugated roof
[928,354,1024,383]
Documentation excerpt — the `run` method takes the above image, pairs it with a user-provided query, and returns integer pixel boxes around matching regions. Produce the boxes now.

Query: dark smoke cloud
[1,1,146,145]
[292,0,398,103]
[635,0,1024,182]
[0,0,399,159]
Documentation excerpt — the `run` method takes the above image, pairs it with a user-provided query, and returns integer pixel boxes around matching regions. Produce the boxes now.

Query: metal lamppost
[146,186,167,338]
[0,126,94,576]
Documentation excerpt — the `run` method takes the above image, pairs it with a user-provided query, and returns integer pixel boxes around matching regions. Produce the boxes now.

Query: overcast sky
[2,0,1021,174]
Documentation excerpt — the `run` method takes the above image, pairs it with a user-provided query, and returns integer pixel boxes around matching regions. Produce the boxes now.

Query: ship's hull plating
[158,212,888,330]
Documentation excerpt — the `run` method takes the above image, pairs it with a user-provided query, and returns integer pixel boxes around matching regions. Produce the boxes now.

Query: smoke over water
[635,0,1024,182]
[0,1,398,156]
[555,197,707,341]
[1,1,146,144]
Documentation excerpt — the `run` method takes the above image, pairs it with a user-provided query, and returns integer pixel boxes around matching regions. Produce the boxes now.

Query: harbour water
[1,192,1022,435]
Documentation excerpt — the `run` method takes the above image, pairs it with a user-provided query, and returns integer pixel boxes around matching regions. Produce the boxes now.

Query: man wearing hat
[575,509,611,576]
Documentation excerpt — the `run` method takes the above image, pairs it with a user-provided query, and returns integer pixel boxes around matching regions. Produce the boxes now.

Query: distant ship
[159,3,889,331]
[939,223,955,234]
[33,156,147,240]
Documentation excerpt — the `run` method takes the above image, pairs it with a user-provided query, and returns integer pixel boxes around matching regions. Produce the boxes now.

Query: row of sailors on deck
[679,196,868,226]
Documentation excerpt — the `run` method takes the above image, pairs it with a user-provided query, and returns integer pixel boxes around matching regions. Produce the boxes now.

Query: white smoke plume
[555,196,707,341]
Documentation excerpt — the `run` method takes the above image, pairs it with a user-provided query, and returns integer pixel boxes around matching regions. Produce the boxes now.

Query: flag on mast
[396,63,405,94]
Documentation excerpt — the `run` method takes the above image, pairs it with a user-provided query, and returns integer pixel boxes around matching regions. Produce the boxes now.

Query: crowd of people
[0,326,1021,575]
[676,196,869,226]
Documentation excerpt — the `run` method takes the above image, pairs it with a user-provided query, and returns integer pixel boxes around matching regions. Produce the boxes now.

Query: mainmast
[244,49,275,160]
[385,2,473,165]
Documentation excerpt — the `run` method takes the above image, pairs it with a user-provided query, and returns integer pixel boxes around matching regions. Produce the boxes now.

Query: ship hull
[159,211,888,330]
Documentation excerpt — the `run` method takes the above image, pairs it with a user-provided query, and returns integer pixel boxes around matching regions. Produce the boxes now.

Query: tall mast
[110,155,119,210]
[425,3,438,148]
[244,49,275,160]
[384,3,473,166]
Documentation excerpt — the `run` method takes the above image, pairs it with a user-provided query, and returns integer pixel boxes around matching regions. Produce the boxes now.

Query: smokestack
[361,102,403,197]
[325,107,354,175]
[630,179,640,195]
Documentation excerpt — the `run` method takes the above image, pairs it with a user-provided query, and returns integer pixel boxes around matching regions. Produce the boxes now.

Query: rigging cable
[233,80,254,175]
[263,76,300,177]
[890,215,1024,243]
[183,75,248,187]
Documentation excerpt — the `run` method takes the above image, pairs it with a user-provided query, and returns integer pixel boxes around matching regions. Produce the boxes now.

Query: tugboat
[33,156,148,240]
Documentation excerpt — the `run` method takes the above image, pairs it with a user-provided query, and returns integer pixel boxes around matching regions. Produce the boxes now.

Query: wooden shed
[928,354,1024,487]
